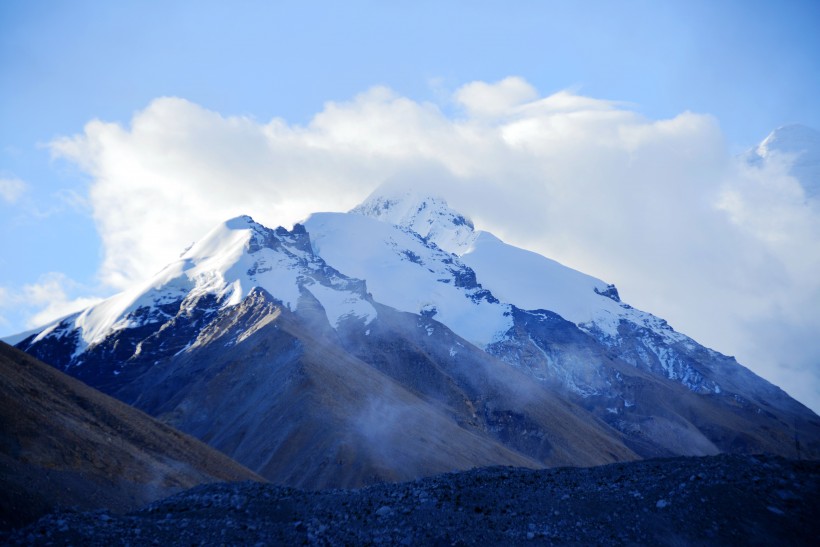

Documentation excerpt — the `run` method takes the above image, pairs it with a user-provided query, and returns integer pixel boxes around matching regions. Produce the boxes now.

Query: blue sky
[1,0,819,409]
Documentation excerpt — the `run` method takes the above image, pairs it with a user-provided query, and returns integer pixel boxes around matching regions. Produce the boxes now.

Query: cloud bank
[49,77,820,412]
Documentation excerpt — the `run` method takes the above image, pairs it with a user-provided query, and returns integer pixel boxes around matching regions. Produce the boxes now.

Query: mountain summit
[350,187,478,254]
[14,189,820,487]
[747,123,820,198]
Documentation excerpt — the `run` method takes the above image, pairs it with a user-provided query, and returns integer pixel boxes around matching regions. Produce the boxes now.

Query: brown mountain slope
[110,289,637,489]
[0,341,262,531]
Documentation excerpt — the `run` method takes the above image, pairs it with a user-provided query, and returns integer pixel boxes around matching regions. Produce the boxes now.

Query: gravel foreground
[6,454,819,546]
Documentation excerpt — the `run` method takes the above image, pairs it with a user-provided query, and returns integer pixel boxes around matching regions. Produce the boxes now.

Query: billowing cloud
[454,76,538,118]
[50,78,820,412]
[0,176,27,203]
[0,273,103,333]
[21,273,102,328]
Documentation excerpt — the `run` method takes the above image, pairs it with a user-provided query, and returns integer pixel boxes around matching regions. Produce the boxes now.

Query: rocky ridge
[7,454,818,546]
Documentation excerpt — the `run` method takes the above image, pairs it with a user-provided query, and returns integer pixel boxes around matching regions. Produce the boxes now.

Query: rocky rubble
[6,453,818,545]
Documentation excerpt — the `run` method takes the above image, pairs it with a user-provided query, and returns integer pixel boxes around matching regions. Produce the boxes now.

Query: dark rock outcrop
[7,454,818,546]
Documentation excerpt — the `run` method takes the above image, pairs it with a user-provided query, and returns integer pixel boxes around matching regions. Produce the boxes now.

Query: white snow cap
[350,185,478,255]
[346,186,683,341]
[25,185,688,358]
[42,214,377,351]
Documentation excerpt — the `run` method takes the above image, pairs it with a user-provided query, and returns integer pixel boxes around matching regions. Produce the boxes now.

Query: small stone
[375,505,392,517]
[656,499,669,509]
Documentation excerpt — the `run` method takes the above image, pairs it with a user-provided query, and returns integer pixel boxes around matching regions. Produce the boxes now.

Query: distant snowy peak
[351,189,478,254]
[749,124,820,198]
[755,124,820,158]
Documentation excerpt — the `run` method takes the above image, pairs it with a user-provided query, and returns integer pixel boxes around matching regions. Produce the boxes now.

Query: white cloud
[21,273,102,328]
[0,274,104,340]
[0,177,27,203]
[454,76,538,118]
[50,77,820,413]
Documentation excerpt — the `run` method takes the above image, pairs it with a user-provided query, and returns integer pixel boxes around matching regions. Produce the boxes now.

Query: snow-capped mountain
[14,188,820,487]
[343,189,717,394]
[746,123,820,199]
[20,217,374,385]
[67,216,374,347]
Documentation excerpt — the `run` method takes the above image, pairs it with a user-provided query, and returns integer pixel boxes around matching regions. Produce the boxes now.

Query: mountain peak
[224,214,258,228]
[756,124,820,158]
[181,215,266,262]
[750,124,820,198]
[351,186,476,254]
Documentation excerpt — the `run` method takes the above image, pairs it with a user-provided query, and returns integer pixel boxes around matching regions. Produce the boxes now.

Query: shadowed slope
[0,342,262,532]
[115,289,540,488]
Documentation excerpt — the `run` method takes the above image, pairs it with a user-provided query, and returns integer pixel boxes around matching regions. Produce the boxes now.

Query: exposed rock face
[90,287,638,488]
[0,342,262,532]
[7,454,819,546]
